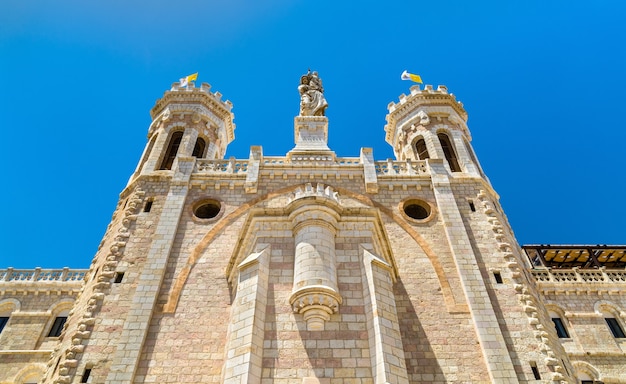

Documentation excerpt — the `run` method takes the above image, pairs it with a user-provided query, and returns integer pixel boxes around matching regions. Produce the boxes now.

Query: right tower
[384,84,574,382]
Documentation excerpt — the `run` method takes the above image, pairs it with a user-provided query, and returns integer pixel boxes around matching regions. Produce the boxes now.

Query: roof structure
[523,245,626,269]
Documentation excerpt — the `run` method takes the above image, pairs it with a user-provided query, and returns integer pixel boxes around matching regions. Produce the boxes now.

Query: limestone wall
[0,269,84,384]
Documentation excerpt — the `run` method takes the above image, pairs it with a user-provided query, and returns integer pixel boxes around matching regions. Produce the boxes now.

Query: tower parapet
[130,82,236,181]
[385,84,484,177]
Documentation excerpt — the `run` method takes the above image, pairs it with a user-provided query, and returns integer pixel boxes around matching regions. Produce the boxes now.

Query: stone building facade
[1,74,625,383]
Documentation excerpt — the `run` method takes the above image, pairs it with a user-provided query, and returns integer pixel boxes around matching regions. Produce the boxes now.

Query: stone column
[223,247,270,384]
[287,184,342,331]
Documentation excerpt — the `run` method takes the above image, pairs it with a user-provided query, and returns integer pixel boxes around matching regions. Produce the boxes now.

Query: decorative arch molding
[47,299,75,315]
[13,363,47,384]
[571,361,601,381]
[162,184,467,313]
[432,124,456,137]
[148,104,228,137]
[161,122,187,136]
[594,300,625,318]
[544,302,569,318]
[405,132,435,161]
[401,108,432,131]
[0,298,21,313]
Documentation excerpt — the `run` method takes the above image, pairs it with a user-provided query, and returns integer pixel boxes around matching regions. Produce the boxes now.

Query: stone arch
[433,126,461,172]
[462,136,485,177]
[544,303,573,338]
[46,298,75,315]
[163,183,466,313]
[594,300,624,317]
[0,298,21,313]
[41,299,75,339]
[13,363,46,384]
[405,131,434,162]
[159,129,185,170]
[571,361,601,382]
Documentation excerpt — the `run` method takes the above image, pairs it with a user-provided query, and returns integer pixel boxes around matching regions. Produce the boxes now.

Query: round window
[402,199,432,221]
[193,200,221,219]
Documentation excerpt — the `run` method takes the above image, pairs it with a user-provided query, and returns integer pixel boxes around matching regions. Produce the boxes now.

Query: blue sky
[1,1,625,269]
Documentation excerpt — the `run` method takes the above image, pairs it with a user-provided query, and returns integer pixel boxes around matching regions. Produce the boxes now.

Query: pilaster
[429,159,519,383]
[104,158,194,383]
[361,246,409,384]
[245,146,263,194]
[223,247,270,384]
[360,147,378,194]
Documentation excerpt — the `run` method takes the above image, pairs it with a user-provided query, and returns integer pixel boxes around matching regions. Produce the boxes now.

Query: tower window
[414,138,430,160]
[159,131,184,170]
[48,316,68,337]
[80,368,92,383]
[552,317,570,338]
[114,272,125,283]
[606,317,626,338]
[0,317,8,333]
[468,200,476,212]
[437,133,461,172]
[493,272,503,284]
[192,137,206,158]
[530,362,541,379]
[143,199,153,213]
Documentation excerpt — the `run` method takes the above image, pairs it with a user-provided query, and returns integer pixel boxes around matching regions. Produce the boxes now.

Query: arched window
[547,307,571,339]
[414,138,430,160]
[463,138,485,177]
[13,364,46,384]
[437,133,461,172]
[44,300,74,340]
[192,137,206,158]
[159,131,184,170]
[0,299,19,335]
[136,134,157,174]
[596,302,626,338]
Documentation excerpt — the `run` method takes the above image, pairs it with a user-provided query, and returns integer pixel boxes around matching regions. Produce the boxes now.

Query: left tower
[42,81,235,384]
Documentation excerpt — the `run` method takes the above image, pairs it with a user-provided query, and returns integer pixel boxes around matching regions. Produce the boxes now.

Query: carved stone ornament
[417,110,430,126]
[298,70,328,116]
[162,108,171,121]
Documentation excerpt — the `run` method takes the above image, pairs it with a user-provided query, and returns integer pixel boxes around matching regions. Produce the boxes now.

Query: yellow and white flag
[180,72,198,87]
[401,70,422,83]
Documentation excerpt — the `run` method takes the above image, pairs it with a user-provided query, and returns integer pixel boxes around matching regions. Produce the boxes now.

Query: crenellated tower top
[150,81,236,148]
[129,81,237,181]
[384,84,484,176]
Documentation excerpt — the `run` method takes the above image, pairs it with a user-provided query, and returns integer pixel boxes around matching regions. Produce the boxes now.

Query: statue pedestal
[288,116,336,163]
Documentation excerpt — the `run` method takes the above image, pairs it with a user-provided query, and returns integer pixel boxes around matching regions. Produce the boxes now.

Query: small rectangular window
[144,200,153,213]
[0,317,8,333]
[48,316,68,337]
[606,318,626,338]
[552,317,569,338]
[493,271,503,284]
[468,200,476,212]
[114,272,125,284]
[80,368,92,383]
[530,362,541,379]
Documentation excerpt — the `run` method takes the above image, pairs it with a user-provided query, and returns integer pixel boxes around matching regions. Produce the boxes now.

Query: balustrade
[375,159,428,176]
[195,158,248,174]
[0,268,87,282]
[531,268,626,283]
